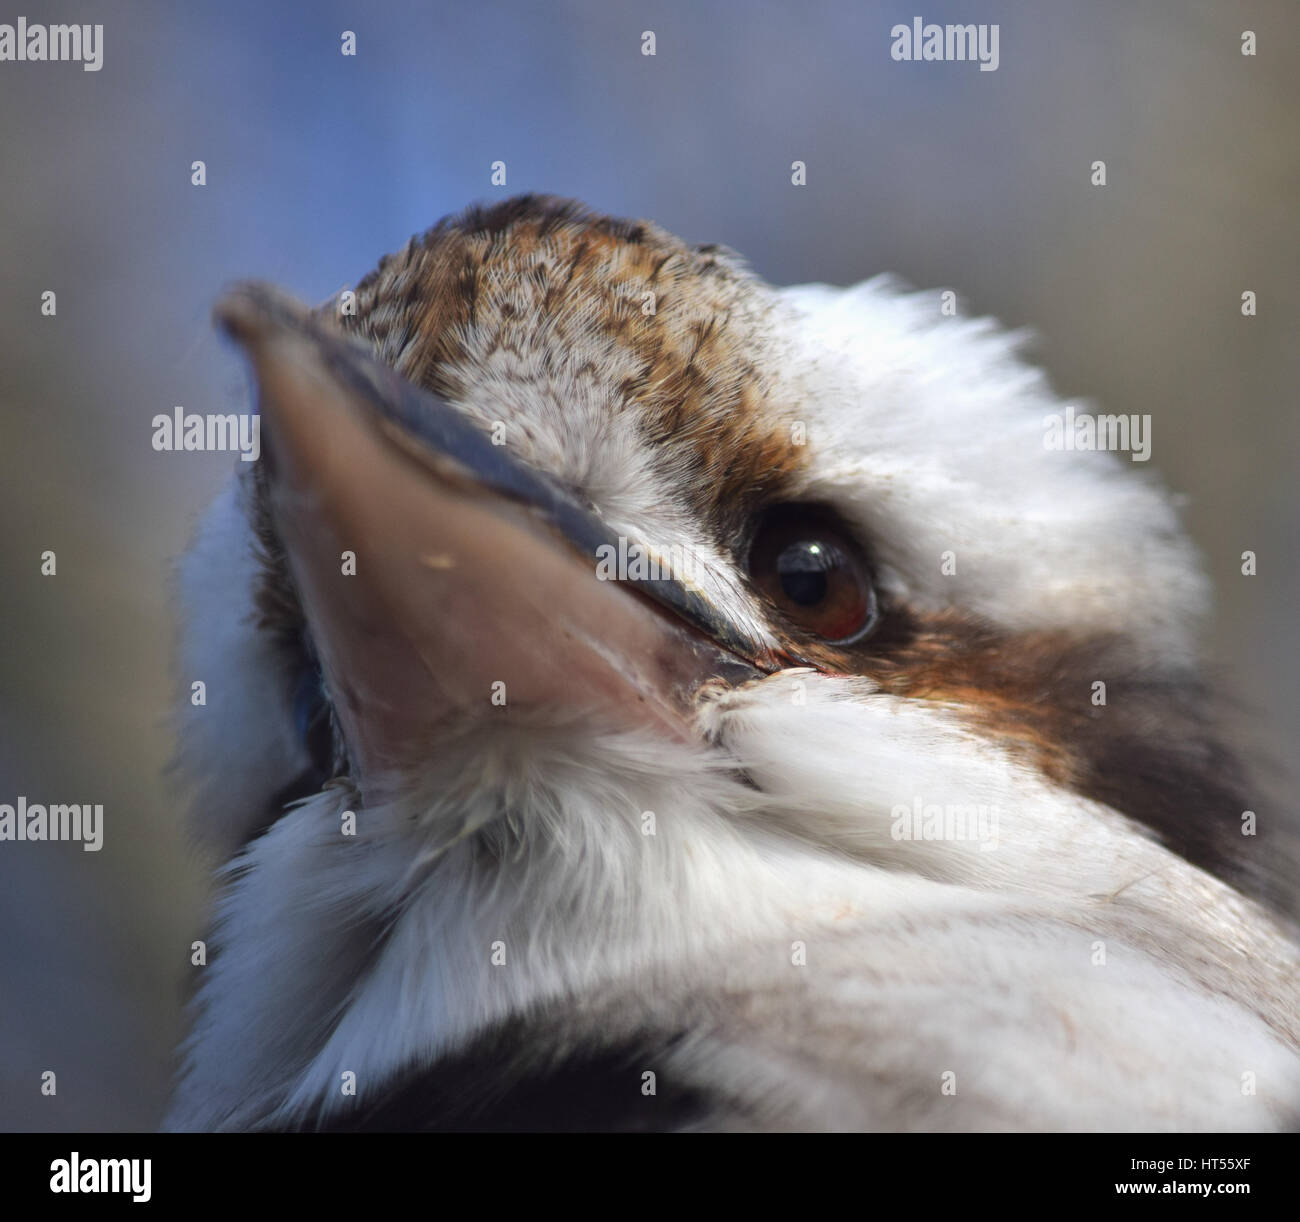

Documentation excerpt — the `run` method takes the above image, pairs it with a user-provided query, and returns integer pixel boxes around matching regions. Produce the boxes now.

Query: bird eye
[746,506,878,645]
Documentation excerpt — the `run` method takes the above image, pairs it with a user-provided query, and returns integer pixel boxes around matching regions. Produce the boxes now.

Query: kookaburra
[169,196,1300,1131]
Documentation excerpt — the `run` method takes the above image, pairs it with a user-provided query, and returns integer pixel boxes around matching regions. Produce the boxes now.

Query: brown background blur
[1,0,1296,1129]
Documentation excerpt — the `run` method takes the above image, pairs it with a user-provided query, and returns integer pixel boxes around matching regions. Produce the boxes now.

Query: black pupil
[776,541,836,606]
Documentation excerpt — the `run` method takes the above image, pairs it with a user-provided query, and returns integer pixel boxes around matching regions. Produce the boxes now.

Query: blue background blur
[1,0,1296,1128]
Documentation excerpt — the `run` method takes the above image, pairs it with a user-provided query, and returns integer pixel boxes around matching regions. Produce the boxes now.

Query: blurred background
[0,0,1296,1129]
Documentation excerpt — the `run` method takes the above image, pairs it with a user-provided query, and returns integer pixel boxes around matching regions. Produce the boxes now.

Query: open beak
[215,284,771,798]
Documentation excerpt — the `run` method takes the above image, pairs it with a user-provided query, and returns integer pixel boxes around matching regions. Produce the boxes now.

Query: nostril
[291,650,335,787]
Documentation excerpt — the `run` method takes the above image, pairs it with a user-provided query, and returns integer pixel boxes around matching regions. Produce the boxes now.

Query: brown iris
[747,506,878,645]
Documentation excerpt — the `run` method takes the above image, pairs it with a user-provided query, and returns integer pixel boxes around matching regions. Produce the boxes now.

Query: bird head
[171,196,1297,1131]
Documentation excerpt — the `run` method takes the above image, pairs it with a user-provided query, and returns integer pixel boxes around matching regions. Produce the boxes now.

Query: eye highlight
[746,506,878,645]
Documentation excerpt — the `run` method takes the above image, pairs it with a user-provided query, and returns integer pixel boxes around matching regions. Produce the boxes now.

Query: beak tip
[214,281,315,353]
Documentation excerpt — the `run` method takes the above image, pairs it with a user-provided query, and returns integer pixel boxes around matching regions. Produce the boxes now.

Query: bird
[166,194,1300,1132]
